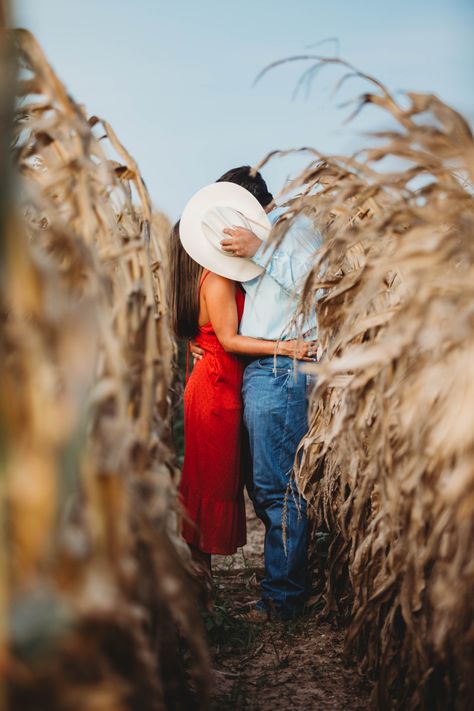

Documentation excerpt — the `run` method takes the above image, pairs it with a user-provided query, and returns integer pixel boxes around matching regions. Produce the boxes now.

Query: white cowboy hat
[179,182,272,282]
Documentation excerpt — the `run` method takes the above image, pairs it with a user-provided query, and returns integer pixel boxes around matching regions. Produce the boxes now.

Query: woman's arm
[203,274,309,358]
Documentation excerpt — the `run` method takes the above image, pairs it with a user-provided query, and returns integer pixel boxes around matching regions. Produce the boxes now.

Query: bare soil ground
[207,496,372,711]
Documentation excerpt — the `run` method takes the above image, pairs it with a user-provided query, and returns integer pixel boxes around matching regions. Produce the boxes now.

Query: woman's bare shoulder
[203,272,235,293]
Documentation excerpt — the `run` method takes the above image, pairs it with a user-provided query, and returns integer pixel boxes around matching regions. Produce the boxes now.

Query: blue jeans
[243,356,310,619]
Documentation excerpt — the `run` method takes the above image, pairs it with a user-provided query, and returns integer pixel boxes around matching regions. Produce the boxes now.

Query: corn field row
[1,23,473,711]
[1,28,209,710]
[262,61,474,710]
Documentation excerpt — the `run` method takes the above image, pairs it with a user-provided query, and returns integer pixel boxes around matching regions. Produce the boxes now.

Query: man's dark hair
[217,165,273,208]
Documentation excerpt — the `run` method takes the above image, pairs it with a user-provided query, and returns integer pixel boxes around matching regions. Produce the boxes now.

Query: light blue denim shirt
[239,211,321,340]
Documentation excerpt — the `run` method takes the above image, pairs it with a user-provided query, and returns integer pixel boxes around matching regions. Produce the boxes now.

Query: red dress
[179,276,247,555]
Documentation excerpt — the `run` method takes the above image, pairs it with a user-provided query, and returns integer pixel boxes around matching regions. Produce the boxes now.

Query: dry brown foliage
[3,20,473,711]
[1,28,209,710]
[258,61,474,709]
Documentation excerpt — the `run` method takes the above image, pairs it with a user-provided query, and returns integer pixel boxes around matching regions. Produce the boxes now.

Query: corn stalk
[257,59,474,709]
[1,27,209,710]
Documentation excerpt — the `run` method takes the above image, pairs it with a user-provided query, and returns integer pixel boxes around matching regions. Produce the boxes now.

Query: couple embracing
[168,166,319,621]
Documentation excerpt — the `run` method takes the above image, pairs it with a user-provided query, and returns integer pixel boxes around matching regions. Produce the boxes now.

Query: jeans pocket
[256,358,291,375]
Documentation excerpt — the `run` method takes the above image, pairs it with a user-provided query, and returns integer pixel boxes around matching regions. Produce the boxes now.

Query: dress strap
[199,269,211,289]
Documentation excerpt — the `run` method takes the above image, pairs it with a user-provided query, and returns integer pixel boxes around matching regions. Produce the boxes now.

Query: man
[193,166,320,620]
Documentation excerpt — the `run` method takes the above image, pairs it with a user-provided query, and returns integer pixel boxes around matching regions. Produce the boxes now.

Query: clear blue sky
[15,0,474,220]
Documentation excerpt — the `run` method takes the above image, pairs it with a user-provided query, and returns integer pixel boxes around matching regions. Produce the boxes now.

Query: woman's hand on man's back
[189,339,205,363]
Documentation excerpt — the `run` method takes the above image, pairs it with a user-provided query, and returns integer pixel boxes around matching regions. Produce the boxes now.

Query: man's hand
[189,339,205,364]
[220,227,262,258]
[278,340,317,361]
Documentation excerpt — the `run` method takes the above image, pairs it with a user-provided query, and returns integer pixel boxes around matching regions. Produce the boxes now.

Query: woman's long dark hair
[168,221,203,339]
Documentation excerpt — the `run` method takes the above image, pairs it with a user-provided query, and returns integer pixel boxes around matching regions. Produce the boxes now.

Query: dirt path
[208,496,371,710]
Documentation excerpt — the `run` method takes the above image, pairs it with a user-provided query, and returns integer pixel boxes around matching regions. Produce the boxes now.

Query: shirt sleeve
[251,244,311,295]
[251,216,321,296]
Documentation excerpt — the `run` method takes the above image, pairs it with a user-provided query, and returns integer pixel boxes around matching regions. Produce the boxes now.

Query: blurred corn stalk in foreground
[267,63,474,709]
[1,25,209,711]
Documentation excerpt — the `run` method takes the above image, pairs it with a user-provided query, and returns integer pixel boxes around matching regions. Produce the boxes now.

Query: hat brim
[179,182,271,282]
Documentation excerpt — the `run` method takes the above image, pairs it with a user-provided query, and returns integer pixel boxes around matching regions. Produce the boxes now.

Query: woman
[168,222,309,575]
